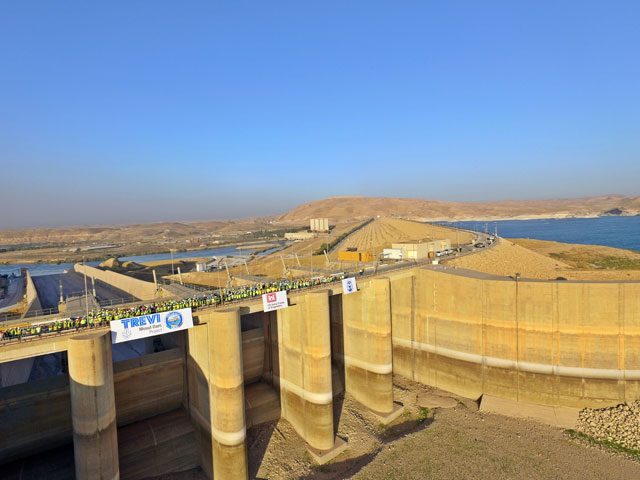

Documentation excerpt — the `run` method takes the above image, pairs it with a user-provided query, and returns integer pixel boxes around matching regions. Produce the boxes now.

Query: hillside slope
[278,195,640,223]
[337,218,474,254]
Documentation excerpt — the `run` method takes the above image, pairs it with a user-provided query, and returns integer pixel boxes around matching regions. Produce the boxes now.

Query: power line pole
[82,256,89,318]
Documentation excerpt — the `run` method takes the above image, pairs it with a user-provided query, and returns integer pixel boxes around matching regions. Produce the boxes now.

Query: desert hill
[277,195,640,223]
[2,194,638,247]
[0,218,279,246]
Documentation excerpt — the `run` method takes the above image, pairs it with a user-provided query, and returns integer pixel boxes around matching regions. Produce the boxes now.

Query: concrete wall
[23,269,42,315]
[186,318,279,478]
[390,267,640,409]
[118,409,199,480]
[5,264,640,475]
[277,291,335,450]
[0,348,184,464]
[73,263,169,301]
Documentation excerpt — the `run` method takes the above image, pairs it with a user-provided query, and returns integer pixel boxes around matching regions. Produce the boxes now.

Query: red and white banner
[262,291,288,312]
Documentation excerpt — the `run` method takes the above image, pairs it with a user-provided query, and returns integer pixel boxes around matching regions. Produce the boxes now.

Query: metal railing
[0,236,500,339]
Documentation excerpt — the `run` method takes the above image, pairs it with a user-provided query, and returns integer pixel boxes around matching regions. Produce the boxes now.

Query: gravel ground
[158,376,640,480]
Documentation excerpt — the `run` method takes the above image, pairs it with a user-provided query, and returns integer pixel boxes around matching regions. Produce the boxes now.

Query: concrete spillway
[2,265,640,478]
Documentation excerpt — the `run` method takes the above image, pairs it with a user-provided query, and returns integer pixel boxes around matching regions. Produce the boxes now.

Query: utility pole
[82,256,89,318]
[515,272,521,401]
[224,260,231,281]
[280,255,289,278]
[170,249,175,276]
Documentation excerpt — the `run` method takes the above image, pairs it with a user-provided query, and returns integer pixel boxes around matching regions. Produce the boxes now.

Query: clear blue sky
[1,1,639,228]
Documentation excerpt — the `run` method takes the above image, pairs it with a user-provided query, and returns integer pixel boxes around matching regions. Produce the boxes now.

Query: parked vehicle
[475,242,486,248]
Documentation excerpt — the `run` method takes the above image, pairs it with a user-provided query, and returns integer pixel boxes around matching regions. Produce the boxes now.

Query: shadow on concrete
[329,294,346,437]
[333,392,345,436]
[1,443,75,480]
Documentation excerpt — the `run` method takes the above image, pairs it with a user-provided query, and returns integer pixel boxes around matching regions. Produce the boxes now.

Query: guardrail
[0,237,499,338]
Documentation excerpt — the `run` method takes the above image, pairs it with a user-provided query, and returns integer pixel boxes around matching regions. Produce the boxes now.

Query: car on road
[474,242,486,248]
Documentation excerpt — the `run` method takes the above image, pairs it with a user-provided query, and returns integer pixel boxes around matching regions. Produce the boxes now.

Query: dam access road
[2,239,640,479]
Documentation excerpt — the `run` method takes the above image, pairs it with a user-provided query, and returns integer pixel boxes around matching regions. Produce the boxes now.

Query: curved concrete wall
[390,267,640,409]
[23,269,42,314]
[73,263,169,301]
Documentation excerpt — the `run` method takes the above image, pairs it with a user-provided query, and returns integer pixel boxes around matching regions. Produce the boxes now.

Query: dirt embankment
[448,238,640,281]
[449,239,571,279]
[336,217,474,255]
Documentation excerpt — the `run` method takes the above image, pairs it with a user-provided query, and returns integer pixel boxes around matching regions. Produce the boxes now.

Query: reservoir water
[447,216,640,252]
[0,243,285,277]
[2,217,638,277]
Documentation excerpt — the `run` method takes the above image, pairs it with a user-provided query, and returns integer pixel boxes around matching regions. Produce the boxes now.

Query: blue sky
[1,1,639,228]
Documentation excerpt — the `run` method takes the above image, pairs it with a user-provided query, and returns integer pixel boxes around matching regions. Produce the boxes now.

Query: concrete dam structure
[1,265,640,478]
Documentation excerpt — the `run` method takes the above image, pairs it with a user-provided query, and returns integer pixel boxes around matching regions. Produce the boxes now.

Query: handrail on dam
[0,233,500,345]
[0,273,347,344]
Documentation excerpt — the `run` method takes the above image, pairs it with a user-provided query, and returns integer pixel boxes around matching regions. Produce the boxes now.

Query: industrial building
[388,239,451,260]
[284,232,318,241]
[310,218,329,232]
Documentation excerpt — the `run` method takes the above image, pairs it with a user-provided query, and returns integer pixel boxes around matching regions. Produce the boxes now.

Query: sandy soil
[448,238,640,281]
[236,243,280,250]
[158,376,640,480]
[220,222,361,280]
[448,239,571,279]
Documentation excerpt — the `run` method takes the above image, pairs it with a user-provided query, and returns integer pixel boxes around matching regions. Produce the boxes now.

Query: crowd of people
[0,274,345,342]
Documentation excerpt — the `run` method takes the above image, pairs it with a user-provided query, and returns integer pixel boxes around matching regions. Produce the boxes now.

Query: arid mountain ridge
[1,194,638,246]
[278,194,640,222]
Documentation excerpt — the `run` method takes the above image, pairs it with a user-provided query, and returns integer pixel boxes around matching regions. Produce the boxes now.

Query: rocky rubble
[576,402,640,450]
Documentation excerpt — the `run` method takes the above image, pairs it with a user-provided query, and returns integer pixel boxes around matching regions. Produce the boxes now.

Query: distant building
[382,248,404,260]
[391,239,451,260]
[310,218,329,232]
[284,232,318,241]
[338,251,373,262]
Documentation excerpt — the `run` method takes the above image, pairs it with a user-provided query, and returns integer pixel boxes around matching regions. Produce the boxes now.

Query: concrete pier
[343,278,396,417]
[207,308,248,480]
[67,331,119,480]
[278,290,335,451]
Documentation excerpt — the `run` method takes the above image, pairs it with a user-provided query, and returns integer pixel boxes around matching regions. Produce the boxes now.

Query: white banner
[342,277,358,295]
[262,290,288,312]
[110,307,194,344]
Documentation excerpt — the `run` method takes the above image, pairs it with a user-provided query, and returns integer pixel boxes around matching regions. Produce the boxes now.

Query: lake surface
[0,243,285,277]
[445,216,640,252]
